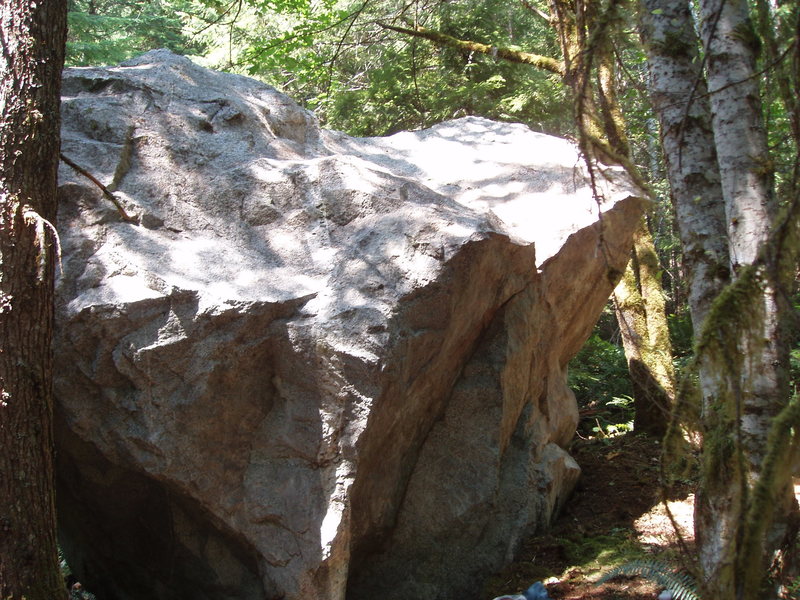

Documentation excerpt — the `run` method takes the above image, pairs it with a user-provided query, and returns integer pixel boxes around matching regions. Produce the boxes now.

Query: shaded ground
[484,432,695,600]
[66,432,692,600]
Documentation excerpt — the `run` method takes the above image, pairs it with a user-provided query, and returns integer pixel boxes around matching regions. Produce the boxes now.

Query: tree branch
[60,153,138,223]
[377,22,564,76]
[518,0,551,23]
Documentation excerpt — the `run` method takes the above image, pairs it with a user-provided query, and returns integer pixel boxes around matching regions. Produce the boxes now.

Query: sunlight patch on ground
[633,495,695,548]
[634,481,800,551]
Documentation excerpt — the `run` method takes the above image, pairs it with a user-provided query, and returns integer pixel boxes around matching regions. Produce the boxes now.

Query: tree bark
[637,2,732,590]
[698,2,795,597]
[637,0,730,331]
[613,220,675,438]
[640,0,798,597]
[0,2,68,599]
[545,0,677,438]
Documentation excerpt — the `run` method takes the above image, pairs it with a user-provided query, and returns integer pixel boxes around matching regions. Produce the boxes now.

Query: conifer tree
[0,1,69,598]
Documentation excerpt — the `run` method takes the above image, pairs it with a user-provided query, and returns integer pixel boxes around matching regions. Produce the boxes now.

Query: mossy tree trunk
[613,220,675,438]
[0,1,68,599]
[639,0,799,597]
[698,1,795,596]
[546,0,676,438]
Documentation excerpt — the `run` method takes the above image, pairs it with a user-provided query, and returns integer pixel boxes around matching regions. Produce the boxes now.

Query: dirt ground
[68,432,693,600]
[483,432,696,600]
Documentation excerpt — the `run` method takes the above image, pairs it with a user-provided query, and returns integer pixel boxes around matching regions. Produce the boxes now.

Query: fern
[597,560,699,600]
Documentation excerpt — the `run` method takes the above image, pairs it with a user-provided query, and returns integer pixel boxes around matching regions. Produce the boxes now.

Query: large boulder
[54,49,644,600]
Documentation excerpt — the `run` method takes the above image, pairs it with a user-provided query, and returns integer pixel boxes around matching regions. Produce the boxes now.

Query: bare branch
[60,154,138,224]
[518,0,551,23]
[376,22,564,75]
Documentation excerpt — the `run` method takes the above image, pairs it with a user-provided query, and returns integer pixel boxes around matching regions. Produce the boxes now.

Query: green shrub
[569,324,633,436]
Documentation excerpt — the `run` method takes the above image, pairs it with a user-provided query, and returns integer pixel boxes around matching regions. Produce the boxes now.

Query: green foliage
[754,1,799,203]
[561,529,643,569]
[790,289,800,396]
[66,0,206,66]
[668,311,694,366]
[569,327,631,404]
[792,347,800,394]
[594,397,634,436]
[63,0,573,137]
[598,559,699,600]
[568,311,634,436]
[180,0,573,136]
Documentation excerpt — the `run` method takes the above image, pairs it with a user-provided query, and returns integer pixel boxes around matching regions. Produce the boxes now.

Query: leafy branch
[598,560,699,600]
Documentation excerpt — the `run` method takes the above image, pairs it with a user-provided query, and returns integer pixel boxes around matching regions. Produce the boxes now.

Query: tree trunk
[637,2,732,590]
[0,2,68,599]
[698,2,794,597]
[640,0,798,597]
[613,220,675,438]
[637,0,730,332]
[546,0,677,439]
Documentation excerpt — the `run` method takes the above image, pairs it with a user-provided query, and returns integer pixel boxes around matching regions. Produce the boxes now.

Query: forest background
[64,0,800,433]
[65,0,800,597]
[1,0,798,599]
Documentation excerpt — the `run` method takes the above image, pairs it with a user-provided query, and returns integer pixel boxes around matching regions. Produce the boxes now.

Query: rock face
[54,50,644,600]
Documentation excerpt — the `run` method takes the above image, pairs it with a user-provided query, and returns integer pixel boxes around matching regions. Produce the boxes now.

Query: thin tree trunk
[0,2,68,599]
[546,0,676,438]
[637,0,730,331]
[613,220,675,438]
[637,1,734,592]
[699,0,775,269]
[698,2,794,596]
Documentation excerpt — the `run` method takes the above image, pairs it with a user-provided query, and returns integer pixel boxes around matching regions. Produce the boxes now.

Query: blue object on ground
[492,581,551,600]
[522,582,551,600]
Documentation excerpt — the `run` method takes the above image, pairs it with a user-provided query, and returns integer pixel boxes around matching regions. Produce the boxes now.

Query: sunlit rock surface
[54,49,644,600]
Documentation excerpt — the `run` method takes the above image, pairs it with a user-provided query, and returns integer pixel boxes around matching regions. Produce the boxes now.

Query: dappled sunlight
[55,51,645,600]
[634,495,695,548]
[327,115,640,266]
[65,272,163,315]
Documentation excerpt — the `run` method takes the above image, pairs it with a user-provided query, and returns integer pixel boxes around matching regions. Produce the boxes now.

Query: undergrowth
[598,560,698,600]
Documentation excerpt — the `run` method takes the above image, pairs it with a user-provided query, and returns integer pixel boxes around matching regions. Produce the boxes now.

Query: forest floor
[483,432,696,600]
[68,432,695,600]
